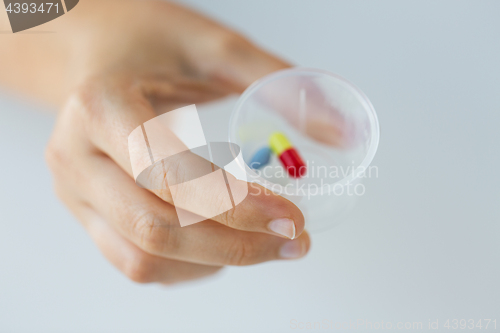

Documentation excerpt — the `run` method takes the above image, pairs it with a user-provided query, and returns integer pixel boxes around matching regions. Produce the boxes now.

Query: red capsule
[279,148,307,178]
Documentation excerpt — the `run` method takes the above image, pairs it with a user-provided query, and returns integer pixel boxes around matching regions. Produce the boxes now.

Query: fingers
[63,150,310,266]
[52,183,222,284]
[71,74,306,238]
[131,143,305,238]
[89,212,223,285]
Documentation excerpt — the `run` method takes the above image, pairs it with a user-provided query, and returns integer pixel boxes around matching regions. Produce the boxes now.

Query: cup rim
[228,67,380,196]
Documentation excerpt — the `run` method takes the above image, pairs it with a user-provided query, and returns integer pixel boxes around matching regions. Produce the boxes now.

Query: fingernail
[280,239,306,259]
[268,218,296,239]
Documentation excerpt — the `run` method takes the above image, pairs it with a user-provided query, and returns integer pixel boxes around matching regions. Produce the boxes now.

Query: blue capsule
[249,146,272,169]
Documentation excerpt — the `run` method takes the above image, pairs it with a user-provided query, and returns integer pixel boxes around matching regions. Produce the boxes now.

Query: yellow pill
[269,132,293,156]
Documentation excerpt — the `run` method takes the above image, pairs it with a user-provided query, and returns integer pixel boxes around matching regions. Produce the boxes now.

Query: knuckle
[44,141,58,170]
[123,252,157,284]
[212,30,247,55]
[160,156,184,191]
[66,83,103,126]
[191,30,249,76]
[44,140,68,173]
[64,76,129,133]
[225,238,258,266]
[45,87,93,174]
[218,206,237,228]
[131,210,177,256]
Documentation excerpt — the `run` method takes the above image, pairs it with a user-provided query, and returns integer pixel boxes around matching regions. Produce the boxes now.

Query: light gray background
[1,1,499,332]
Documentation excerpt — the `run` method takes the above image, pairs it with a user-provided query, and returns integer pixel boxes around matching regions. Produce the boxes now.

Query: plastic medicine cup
[228,68,380,232]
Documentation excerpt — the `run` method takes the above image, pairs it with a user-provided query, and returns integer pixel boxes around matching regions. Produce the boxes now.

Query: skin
[0,0,311,285]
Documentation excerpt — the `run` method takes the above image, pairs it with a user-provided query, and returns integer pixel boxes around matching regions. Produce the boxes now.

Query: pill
[249,146,272,169]
[269,132,306,178]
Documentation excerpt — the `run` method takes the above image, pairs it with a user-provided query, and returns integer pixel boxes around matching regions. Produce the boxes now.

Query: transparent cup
[228,68,380,231]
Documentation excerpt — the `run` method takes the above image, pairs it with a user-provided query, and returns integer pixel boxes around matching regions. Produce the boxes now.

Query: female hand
[40,0,311,284]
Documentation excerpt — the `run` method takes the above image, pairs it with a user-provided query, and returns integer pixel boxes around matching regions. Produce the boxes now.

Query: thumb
[212,37,292,91]
[192,32,292,92]
[165,2,291,90]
